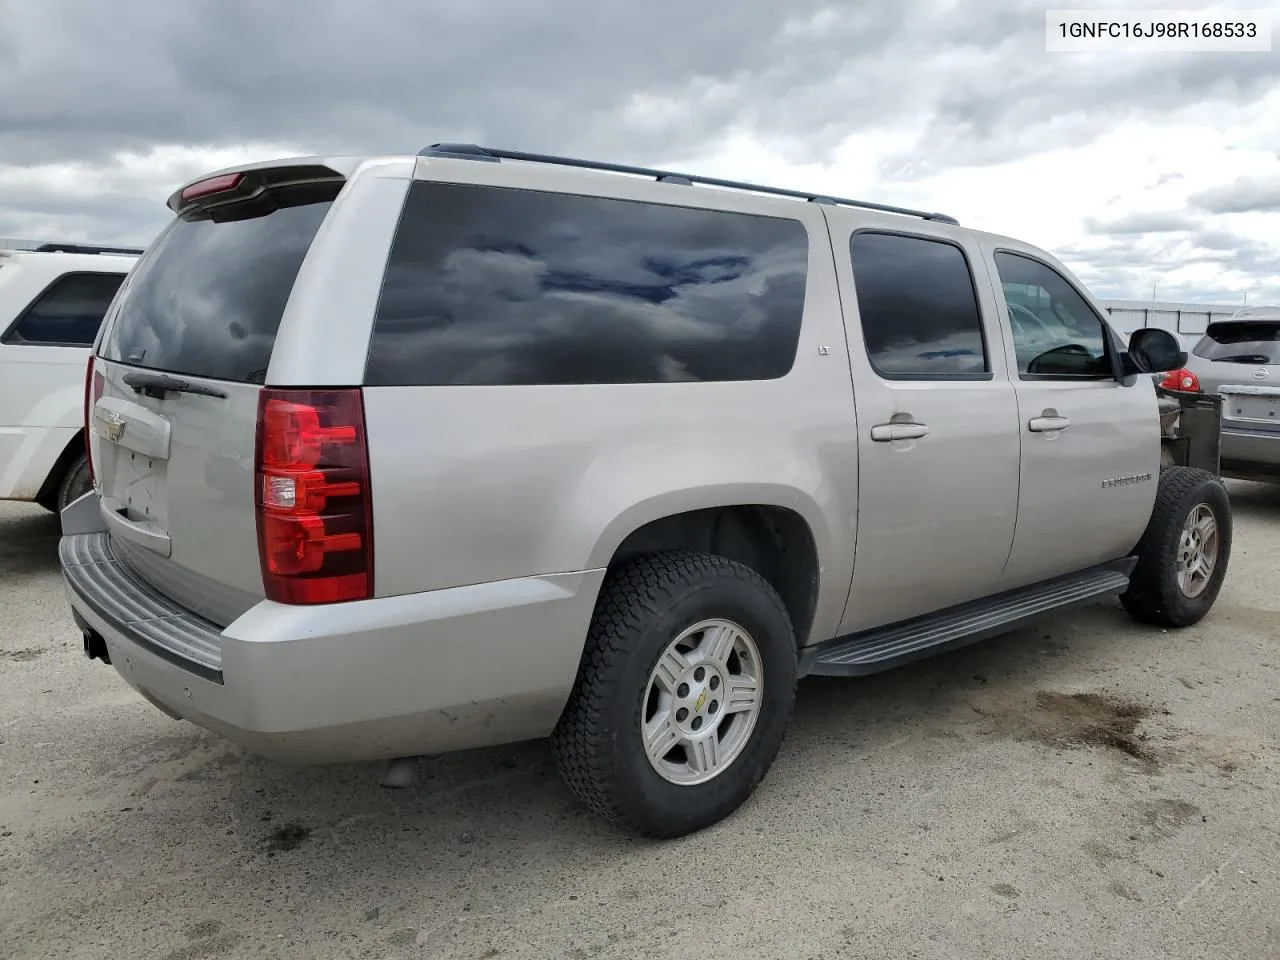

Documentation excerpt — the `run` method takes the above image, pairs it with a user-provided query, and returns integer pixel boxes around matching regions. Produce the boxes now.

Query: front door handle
[1028,415,1070,433]
[870,421,929,442]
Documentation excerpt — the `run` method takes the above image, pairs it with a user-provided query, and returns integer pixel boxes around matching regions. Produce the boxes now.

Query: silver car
[60,145,1231,837]
[1182,306,1280,483]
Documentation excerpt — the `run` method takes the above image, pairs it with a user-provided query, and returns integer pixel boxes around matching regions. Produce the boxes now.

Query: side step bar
[801,559,1136,678]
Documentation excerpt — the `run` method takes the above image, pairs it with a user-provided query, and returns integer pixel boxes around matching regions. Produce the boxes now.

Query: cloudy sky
[2,0,1277,305]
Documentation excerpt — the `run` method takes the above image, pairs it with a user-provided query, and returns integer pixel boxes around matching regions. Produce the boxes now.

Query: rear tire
[1121,466,1231,628]
[550,551,797,838]
[54,454,92,513]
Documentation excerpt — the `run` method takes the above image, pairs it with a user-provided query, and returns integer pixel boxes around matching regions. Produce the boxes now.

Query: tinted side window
[994,252,1112,380]
[849,232,988,379]
[3,272,124,346]
[366,183,809,386]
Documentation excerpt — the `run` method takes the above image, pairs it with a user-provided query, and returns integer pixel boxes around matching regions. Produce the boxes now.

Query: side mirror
[1125,327,1186,374]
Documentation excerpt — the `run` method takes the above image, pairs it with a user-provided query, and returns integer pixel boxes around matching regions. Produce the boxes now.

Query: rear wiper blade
[1216,354,1273,364]
[122,370,227,399]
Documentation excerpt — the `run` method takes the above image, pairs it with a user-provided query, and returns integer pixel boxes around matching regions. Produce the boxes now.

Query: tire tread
[1121,466,1230,627]
[550,550,793,835]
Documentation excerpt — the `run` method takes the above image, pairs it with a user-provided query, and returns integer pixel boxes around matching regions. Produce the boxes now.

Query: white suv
[0,243,140,511]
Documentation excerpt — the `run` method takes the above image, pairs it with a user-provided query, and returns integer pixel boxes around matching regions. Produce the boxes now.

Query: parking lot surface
[2,486,1279,960]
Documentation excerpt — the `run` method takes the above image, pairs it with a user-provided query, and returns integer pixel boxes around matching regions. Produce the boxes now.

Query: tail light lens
[254,388,373,604]
[83,356,104,485]
[1159,368,1201,392]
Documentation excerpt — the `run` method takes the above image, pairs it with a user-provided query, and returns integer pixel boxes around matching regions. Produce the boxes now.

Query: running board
[801,559,1136,678]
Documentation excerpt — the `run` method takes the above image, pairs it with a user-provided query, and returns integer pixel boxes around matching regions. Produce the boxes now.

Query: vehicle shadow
[1225,478,1280,521]
[14,599,1155,957]
[0,504,61,577]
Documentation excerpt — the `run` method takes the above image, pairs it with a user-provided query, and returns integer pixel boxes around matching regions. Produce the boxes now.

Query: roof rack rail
[418,143,960,226]
[32,242,144,256]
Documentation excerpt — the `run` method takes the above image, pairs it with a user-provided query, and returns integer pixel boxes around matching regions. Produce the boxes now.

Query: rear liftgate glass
[96,164,373,607]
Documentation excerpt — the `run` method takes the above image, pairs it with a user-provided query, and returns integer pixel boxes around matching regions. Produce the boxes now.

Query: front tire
[550,551,797,838]
[1121,466,1231,627]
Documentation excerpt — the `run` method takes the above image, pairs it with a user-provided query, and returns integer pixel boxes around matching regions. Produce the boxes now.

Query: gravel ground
[1,485,1278,960]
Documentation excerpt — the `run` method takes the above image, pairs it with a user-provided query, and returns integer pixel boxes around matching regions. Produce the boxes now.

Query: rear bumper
[60,529,604,764]
[1220,424,1280,468]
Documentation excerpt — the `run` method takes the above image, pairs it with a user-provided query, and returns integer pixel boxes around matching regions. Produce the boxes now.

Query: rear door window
[101,197,335,383]
[849,231,989,379]
[1193,322,1280,364]
[2,272,124,346]
[366,182,809,386]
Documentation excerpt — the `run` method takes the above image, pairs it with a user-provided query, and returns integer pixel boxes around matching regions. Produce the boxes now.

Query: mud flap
[59,489,107,537]
[1160,390,1222,475]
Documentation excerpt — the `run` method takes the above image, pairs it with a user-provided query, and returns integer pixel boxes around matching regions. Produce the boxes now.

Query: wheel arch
[33,428,86,507]
[590,491,830,647]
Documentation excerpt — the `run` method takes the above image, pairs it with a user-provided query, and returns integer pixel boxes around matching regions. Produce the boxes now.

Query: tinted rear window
[2,272,124,346]
[101,198,334,383]
[365,182,809,386]
[1193,322,1280,364]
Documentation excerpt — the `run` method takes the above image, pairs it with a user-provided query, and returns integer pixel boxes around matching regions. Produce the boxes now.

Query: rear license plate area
[1224,394,1280,424]
[104,445,169,525]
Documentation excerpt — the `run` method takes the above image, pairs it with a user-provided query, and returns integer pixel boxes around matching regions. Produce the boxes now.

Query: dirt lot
[2,485,1279,960]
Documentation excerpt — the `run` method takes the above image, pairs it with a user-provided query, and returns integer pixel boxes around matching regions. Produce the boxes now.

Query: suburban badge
[1101,472,1152,488]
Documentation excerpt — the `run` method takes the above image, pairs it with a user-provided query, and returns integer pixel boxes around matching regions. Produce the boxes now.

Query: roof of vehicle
[1226,305,1280,322]
[0,246,138,275]
[169,144,961,226]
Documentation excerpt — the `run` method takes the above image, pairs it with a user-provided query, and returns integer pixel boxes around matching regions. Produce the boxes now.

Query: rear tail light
[254,388,374,604]
[83,356,104,486]
[1159,368,1201,392]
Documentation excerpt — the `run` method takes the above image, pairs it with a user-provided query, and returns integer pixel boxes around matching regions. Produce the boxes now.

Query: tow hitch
[72,609,111,665]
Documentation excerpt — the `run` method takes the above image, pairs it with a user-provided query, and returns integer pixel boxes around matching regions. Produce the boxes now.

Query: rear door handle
[1028,416,1070,433]
[870,421,929,442]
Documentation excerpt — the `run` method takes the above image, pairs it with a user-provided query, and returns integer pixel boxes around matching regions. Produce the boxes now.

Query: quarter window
[366,182,810,386]
[849,232,988,379]
[2,272,124,347]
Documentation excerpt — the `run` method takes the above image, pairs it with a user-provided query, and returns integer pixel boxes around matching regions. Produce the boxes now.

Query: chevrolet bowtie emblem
[99,411,126,442]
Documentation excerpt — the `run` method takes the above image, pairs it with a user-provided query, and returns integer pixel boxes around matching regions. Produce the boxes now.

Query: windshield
[1193,321,1280,365]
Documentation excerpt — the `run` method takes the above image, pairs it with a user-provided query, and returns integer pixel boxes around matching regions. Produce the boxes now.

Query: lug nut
[691,716,703,731]
[709,676,720,691]
[709,700,719,714]
[677,682,690,698]
[694,667,705,682]
[676,708,689,723]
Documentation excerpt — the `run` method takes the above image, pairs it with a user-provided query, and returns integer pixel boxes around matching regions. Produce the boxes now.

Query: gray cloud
[1061,224,1280,304]
[5,0,1277,171]
[1190,176,1280,214]
[0,186,163,247]
[1085,212,1199,235]
[2,0,1278,304]
[0,0,836,166]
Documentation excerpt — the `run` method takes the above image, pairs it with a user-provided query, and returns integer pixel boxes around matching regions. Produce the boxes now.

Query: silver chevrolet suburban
[60,145,1231,838]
